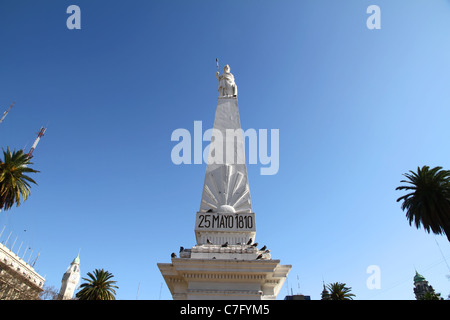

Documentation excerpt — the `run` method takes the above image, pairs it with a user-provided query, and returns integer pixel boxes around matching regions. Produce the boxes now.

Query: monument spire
[158,63,291,300]
[195,64,254,245]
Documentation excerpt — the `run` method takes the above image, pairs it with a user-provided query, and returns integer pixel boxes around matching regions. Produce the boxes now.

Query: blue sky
[1,0,450,300]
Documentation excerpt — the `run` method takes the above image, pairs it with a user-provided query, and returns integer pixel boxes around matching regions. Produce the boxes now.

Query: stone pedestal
[158,244,291,300]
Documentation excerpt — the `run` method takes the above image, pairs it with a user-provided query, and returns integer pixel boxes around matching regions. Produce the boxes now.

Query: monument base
[158,244,291,300]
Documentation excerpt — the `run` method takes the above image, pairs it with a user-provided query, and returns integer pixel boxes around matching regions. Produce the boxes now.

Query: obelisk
[195,63,255,247]
[158,64,291,300]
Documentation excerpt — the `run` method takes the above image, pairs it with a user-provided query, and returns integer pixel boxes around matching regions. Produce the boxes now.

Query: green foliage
[76,269,118,300]
[326,282,355,300]
[396,166,450,241]
[0,147,39,211]
[419,291,442,300]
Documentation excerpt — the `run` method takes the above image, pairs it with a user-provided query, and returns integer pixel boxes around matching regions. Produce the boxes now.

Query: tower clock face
[69,273,79,282]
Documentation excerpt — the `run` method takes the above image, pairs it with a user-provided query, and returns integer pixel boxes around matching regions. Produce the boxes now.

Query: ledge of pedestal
[181,244,269,261]
[158,257,291,300]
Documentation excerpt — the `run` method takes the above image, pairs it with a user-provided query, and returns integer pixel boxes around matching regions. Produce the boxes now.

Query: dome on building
[72,253,80,264]
[414,271,426,283]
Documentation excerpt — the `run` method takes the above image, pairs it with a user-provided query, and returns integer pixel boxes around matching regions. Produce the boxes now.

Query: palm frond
[76,269,118,300]
[0,147,39,211]
[396,166,450,241]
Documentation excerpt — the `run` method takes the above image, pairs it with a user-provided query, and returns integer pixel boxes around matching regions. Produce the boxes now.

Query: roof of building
[414,271,426,283]
[72,253,80,264]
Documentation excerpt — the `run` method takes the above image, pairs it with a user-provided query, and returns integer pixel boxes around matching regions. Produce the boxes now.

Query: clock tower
[58,253,81,300]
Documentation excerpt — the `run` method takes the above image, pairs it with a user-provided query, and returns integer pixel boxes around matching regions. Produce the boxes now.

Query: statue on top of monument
[216,63,237,98]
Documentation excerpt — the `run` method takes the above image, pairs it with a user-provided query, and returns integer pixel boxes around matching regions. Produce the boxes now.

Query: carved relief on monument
[200,164,252,214]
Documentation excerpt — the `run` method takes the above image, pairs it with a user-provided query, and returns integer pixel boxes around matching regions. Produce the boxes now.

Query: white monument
[158,63,291,300]
[58,253,80,300]
[216,64,238,98]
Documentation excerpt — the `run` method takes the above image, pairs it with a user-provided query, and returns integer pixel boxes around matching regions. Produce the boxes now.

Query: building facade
[413,271,440,300]
[0,242,45,300]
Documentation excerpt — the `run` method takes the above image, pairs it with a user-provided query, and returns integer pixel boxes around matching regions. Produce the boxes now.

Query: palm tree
[326,282,355,300]
[0,147,39,211]
[76,269,118,300]
[396,166,450,242]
